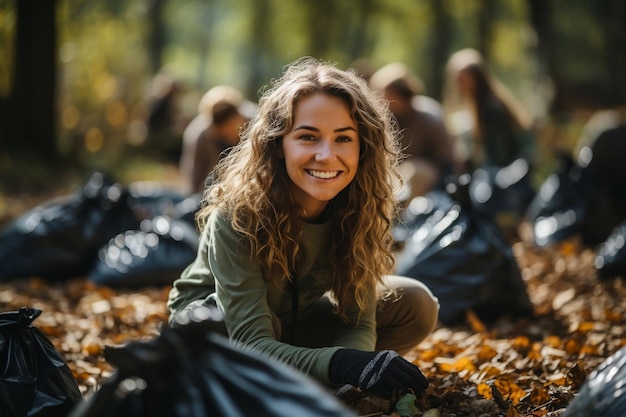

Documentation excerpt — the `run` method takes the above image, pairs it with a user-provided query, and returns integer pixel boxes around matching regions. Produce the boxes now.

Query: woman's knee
[382,275,439,336]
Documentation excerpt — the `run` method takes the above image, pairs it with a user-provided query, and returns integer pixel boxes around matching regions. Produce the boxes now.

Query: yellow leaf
[477,382,493,400]
[438,356,476,373]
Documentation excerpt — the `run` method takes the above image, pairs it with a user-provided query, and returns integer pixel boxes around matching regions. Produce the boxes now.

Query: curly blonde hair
[196,57,403,320]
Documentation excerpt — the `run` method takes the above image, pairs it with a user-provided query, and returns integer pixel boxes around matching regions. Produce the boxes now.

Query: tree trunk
[4,0,57,160]
[147,0,166,73]
[429,0,452,100]
[477,0,496,60]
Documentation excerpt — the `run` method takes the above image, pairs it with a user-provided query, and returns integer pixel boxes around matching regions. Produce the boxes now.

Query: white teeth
[308,170,339,179]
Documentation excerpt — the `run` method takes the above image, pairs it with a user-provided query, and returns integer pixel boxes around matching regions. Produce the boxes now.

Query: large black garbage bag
[87,216,199,288]
[561,346,626,417]
[524,152,590,247]
[594,220,626,280]
[0,172,140,281]
[68,305,356,417]
[468,158,535,234]
[0,307,83,417]
[527,132,626,248]
[126,181,188,220]
[578,125,626,245]
[393,185,534,325]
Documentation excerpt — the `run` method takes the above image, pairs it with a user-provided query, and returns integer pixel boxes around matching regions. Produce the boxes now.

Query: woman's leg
[375,275,439,355]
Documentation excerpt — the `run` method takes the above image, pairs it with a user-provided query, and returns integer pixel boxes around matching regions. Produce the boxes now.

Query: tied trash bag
[0,307,83,417]
[594,220,626,280]
[469,158,535,235]
[561,346,626,417]
[68,304,356,417]
[524,152,590,247]
[393,182,533,325]
[87,216,199,288]
[0,172,139,281]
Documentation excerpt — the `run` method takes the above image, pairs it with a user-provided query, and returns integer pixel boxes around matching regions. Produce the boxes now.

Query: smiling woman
[166,57,439,400]
[279,93,360,220]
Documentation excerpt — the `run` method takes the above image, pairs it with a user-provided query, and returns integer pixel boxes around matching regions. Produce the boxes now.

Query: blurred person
[442,48,536,174]
[369,62,457,200]
[442,48,537,236]
[168,57,439,399]
[179,85,257,195]
[145,72,185,162]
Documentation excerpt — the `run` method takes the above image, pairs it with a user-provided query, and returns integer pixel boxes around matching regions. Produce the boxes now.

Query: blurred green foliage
[0,0,623,192]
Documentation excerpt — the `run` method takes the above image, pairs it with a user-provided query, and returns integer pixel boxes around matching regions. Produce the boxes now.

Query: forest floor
[1,166,625,417]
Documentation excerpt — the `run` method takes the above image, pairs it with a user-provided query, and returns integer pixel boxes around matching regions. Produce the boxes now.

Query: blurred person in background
[369,62,457,201]
[442,48,536,175]
[442,48,538,236]
[145,72,186,162]
[179,85,257,195]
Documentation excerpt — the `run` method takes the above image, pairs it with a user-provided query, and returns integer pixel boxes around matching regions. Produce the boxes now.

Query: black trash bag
[524,152,590,247]
[468,158,535,235]
[68,305,356,417]
[171,193,202,226]
[578,125,626,245]
[594,220,626,280]
[393,184,534,325]
[87,216,199,288]
[0,172,140,281]
[0,307,83,417]
[126,181,188,221]
[561,346,626,417]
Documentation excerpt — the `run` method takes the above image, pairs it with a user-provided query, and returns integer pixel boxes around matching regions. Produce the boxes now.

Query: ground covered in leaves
[1,230,624,416]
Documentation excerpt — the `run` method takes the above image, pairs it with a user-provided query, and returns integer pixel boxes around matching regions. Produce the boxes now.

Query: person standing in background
[179,85,257,195]
[442,48,536,174]
[369,62,457,200]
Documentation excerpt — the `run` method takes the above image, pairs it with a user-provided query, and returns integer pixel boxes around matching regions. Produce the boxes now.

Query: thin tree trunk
[6,0,57,159]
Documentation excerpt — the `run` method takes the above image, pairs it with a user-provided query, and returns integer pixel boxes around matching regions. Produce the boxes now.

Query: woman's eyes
[299,134,317,141]
[298,134,354,142]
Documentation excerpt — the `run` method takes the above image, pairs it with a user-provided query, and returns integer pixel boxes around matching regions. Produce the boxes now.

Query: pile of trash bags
[393,176,534,325]
[525,126,626,279]
[0,306,356,417]
[0,171,201,288]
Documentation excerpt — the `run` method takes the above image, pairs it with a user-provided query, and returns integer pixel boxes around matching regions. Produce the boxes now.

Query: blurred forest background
[1,0,626,203]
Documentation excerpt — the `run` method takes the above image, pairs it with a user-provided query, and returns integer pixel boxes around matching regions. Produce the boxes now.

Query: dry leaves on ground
[0,233,625,416]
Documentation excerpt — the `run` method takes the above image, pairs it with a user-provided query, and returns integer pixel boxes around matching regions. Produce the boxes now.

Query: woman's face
[280,93,360,220]
[457,69,475,96]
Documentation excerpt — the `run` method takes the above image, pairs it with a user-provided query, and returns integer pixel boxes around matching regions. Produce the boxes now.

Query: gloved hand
[329,348,428,398]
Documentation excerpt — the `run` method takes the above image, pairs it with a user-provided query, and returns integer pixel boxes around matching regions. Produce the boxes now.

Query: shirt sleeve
[206,211,342,384]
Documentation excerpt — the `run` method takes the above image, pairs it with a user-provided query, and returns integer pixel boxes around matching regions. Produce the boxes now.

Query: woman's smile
[307,169,340,179]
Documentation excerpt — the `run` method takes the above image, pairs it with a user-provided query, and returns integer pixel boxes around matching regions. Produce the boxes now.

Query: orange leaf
[493,379,527,405]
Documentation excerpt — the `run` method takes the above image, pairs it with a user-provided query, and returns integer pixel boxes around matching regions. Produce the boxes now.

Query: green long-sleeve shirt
[167,209,377,384]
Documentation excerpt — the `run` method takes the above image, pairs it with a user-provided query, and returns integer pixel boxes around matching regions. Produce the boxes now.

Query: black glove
[329,348,428,398]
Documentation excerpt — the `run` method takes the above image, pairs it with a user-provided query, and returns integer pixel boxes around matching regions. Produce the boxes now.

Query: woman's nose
[315,141,335,161]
